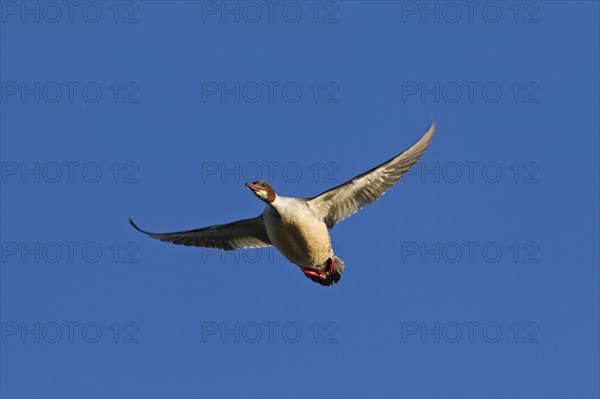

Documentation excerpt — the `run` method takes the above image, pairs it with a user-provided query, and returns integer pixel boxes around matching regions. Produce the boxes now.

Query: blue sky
[1,1,599,398]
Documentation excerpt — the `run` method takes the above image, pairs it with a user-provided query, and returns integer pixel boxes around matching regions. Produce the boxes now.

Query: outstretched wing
[129,216,272,250]
[307,123,435,228]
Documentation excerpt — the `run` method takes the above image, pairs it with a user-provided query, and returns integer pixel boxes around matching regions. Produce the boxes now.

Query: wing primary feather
[128,216,272,250]
[307,122,436,228]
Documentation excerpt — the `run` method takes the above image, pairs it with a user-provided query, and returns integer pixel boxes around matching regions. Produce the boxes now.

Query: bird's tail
[328,255,345,285]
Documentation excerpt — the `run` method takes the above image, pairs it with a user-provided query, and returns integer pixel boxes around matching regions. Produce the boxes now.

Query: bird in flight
[130,123,435,286]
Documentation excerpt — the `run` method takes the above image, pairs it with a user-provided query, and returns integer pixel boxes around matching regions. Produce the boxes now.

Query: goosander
[130,123,435,286]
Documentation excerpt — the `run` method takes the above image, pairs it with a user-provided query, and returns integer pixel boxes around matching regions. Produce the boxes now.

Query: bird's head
[245,180,276,204]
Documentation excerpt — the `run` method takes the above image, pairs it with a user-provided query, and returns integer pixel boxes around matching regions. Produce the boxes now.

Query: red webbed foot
[303,269,326,279]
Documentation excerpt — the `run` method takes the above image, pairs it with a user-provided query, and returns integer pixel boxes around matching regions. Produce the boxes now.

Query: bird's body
[263,196,333,269]
[130,123,436,286]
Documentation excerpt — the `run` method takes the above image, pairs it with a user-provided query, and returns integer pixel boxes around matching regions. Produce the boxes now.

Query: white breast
[263,196,333,268]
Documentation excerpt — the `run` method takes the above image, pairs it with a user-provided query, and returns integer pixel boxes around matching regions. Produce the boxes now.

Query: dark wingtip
[129,218,144,233]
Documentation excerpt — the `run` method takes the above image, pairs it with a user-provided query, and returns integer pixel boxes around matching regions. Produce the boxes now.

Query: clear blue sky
[1,2,599,398]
